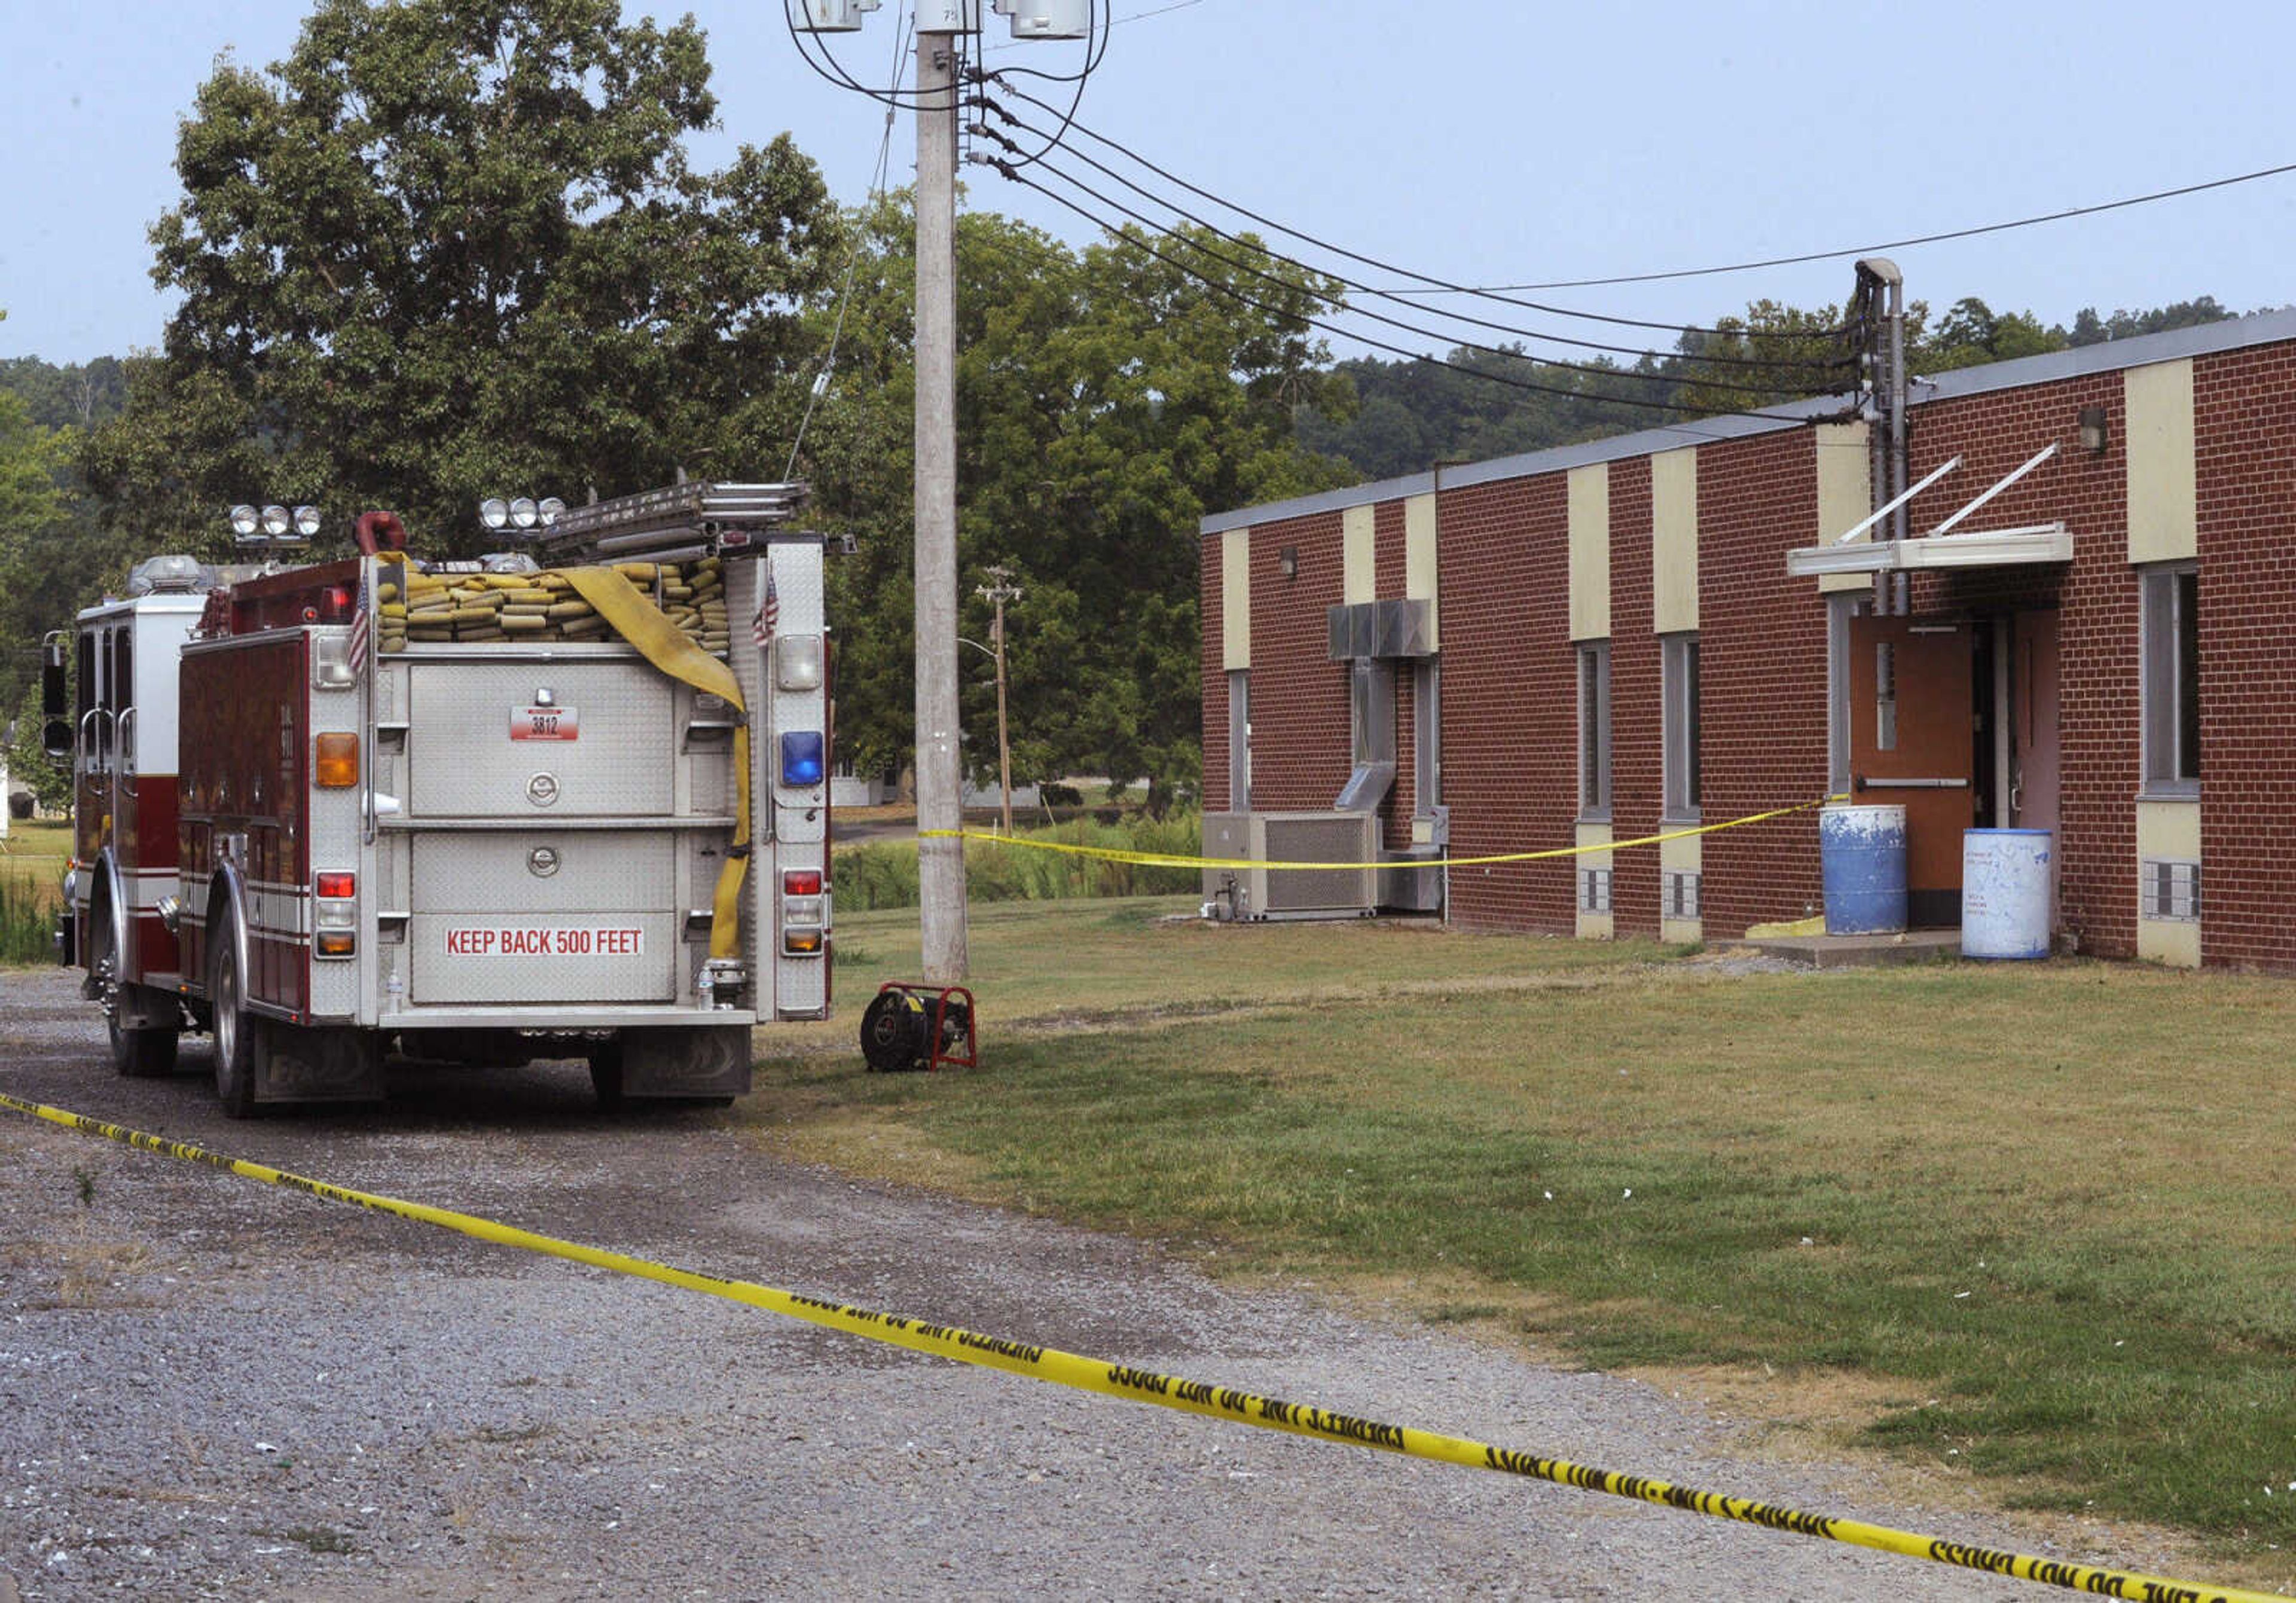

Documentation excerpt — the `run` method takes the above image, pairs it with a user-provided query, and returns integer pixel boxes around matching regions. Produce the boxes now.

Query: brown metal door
[1848,616,1973,925]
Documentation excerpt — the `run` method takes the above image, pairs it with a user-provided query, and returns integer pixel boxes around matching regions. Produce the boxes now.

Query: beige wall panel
[1815,421,1878,596]
[1658,830,1702,944]
[1575,823,1614,940]
[1650,447,1699,634]
[2135,799,2201,969]
[1568,464,1611,642]
[1220,528,1251,670]
[1405,493,1439,650]
[2126,360,2197,563]
[1342,503,1375,605]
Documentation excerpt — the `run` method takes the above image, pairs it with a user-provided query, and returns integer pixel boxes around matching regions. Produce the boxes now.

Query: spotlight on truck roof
[509,496,540,530]
[294,505,323,537]
[480,497,510,531]
[230,505,260,537]
[538,496,565,527]
[261,505,292,537]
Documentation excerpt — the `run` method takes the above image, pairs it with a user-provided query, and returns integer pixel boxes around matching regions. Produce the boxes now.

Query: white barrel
[1962,829,2053,959]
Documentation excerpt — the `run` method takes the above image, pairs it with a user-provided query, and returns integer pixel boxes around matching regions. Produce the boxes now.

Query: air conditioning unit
[1202,812,1378,921]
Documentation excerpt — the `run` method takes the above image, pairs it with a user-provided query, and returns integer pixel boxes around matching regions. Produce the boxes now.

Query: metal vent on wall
[1663,869,1701,920]
[2140,859,2200,922]
[1579,867,1613,915]
[1326,599,1436,661]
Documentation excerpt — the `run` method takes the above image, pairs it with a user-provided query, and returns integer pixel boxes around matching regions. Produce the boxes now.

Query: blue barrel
[1962,829,2053,959]
[1821,804,1907,935]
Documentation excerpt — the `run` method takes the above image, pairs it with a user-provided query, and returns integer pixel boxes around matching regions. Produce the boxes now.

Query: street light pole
[976,566,1022,835]
[912,23,966,984]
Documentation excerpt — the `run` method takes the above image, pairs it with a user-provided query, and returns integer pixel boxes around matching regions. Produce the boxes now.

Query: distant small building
[1199,308,2296,970]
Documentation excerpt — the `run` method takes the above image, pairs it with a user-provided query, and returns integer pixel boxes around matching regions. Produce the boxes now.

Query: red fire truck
[45,482,833,1115]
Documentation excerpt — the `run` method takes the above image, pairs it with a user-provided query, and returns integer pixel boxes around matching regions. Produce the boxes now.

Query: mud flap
[255,1022,386,1104]
[619,1025,752,1099]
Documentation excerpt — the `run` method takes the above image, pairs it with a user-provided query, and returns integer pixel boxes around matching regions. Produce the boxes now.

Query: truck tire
[91,905,179,1079]
[588,1040,627,1111]
[208,903,259,1119]
[108,986,181,1080]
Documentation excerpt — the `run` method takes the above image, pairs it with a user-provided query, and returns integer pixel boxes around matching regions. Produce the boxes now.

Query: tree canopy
[79,0,845,556]
[800,201,1353,808]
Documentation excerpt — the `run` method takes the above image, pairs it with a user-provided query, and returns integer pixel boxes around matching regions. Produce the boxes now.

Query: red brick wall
[1201,536,1229,813]
[1696,429,1831,937]
[1439,475,1577,932]
[2196,343,2296,970]
[1241,511,1352,813]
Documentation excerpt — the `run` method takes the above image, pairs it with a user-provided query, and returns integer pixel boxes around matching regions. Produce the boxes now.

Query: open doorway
[1845,609,2060,929]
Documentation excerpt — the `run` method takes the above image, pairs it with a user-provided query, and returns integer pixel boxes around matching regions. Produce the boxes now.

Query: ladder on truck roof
[523,481,811,566]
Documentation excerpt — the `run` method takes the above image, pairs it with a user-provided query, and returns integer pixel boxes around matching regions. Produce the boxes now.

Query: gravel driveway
[0,966,2202,1600]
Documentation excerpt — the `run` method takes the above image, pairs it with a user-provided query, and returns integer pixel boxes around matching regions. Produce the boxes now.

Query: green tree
[807,204,1352,808]
[1921,296,2068,370]
[2068,296,2238,347]
[80,0,845,557]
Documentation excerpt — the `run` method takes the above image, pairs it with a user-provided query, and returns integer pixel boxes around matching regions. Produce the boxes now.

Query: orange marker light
[315,732,360,787]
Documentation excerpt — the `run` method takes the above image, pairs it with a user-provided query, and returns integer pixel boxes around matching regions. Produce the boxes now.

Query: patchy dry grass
[756,897,2296,1558]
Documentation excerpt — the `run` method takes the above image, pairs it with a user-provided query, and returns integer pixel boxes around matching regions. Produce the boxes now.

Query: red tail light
[783,868,823,896]
[316,871,356,899]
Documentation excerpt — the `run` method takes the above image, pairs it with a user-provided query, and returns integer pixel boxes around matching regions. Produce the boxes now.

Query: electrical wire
[990,148,1846,401]
[972,0,1104,172]
[943,182,1807,448]
[781,0,949,108]
[984,157,1852,426]
[984,78,1843,344]
[981,98,1850,375]
[1435,158,2296,292]
[785,3,915,480]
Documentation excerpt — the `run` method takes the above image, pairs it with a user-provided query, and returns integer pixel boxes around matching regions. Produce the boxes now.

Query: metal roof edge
[1909,304,2296,404]
[1201,306,2296,538]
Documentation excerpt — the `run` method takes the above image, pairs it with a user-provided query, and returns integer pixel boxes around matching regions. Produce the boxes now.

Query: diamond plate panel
[413,831,677,914]
[408,659,673,817]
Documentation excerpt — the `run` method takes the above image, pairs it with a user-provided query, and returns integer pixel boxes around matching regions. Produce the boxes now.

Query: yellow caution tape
[923,795,1848,872]
[0,1089,2276,1603]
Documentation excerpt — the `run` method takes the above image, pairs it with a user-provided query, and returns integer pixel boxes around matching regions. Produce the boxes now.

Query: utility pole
[913,22,966,983]
[794,0,1091,984]
[976,566,1023,835]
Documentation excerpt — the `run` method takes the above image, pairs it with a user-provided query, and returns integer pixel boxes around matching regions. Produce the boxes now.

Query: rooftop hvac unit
[1202,812,1378,921]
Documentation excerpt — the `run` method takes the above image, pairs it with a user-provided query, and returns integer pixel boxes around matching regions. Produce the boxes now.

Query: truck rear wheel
[108,987,181,1080]
[588,1040,627,1111]
[92,909,179,1079]
[209,904,259,1119]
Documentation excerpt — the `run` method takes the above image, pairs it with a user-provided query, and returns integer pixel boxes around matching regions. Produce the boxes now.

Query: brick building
[1199,307,2296,970]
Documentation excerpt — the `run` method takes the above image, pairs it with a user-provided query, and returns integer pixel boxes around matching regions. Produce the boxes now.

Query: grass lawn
[752,896,2296,1567]
[0,819,69,964]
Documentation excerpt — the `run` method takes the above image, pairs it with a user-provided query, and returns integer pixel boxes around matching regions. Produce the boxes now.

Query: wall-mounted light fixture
[1278,546,1299,581]
[2078,406,2109,456]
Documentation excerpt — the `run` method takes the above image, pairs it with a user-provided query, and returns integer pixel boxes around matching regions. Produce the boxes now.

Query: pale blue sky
[4,1,2292,365]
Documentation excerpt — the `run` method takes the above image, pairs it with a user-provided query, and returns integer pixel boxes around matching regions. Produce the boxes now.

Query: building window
[1578,640,1611,820]
[1227,668,1250,811]
[1662,632,1700,820]
[2141,563,2199,794]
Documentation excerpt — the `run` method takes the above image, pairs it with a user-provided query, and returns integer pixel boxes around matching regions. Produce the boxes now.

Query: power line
[1445,158,2296,292]
[983,158,1850,428]
[980,97,1849,375]
[982,78,1841,345]
[990,147,1845,401]
[786,3,916,480]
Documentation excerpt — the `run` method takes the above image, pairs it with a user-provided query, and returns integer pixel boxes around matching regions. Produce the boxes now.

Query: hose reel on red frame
[859,983,976,1073]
